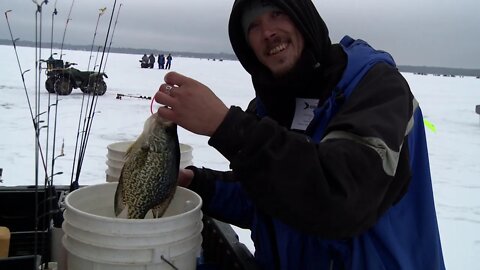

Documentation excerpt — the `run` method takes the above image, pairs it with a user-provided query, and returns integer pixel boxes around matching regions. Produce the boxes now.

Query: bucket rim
[63,215,203,238]
[65,183,202,224]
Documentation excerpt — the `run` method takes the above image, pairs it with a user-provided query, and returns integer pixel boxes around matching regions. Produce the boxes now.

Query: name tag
[291,98,319,131]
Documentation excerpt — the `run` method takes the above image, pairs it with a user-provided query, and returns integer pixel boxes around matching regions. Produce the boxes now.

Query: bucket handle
[161,255,178,270]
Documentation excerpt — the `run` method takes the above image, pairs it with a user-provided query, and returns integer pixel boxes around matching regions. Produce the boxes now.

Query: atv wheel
[45,77,56,93]
[90,80,107,96]
[54,77,73,95]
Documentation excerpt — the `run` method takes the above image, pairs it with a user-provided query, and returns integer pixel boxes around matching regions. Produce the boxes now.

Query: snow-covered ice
[1,45,480,269]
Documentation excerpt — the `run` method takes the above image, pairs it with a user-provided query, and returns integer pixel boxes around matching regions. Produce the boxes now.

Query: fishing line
[150,94,156,114]
[59,0,76,59]
[87,8,106,71]
[102,3,122,70]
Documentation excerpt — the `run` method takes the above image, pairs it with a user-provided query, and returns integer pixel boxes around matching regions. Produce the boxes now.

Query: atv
[44,57,108,96]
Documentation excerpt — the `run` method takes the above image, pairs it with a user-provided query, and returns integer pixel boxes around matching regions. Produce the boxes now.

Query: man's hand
[154,72,229,137]
[178,168,194,187]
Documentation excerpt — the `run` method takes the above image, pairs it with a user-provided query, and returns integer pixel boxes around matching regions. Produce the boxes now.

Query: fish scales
[114,113,180,219]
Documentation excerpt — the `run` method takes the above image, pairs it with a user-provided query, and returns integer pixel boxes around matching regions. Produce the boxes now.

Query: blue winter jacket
[190,36,445,270]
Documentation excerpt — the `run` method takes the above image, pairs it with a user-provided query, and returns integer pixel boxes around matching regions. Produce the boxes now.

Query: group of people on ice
[140,53,172,69]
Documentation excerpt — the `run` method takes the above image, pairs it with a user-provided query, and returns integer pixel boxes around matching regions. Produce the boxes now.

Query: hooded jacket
[188,0,445,269]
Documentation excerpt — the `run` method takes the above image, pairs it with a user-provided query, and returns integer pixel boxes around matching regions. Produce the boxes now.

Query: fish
[114,113,180,219]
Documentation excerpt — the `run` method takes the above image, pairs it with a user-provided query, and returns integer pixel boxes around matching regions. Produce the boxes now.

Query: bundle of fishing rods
[4,0,123,266]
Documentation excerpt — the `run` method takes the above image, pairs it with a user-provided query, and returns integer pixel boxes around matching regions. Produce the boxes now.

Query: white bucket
[106,141,194,182]
[62,183,203,270]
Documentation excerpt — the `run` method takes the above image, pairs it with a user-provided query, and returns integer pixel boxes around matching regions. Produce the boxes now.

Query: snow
[1,45,480,269]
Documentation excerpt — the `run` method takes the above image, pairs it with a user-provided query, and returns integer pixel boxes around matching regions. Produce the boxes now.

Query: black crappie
[114,113,180,219]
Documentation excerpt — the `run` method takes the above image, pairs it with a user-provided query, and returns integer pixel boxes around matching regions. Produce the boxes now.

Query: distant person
[165,53,172,70]
[140,53,149,68]
[158,54,165,69]
[148,53,156,69]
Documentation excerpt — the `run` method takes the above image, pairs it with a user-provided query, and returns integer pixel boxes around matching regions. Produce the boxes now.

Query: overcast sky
[1,0,479,69]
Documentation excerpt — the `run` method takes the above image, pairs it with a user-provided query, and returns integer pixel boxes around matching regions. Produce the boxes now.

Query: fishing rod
[44,2,60,186]
[7,4,63,268]
[102,3,122,69]
[36,2,67,269]
[116,93,152,100]
[93,45,103,71]
[74,1,118,189]
[32,0,52,266]
[4,10,48,175]
[69,44,102,191]
[49,0,58,56]
[44,0,58,187]
[71,0,119,191]
[69,7,106,189]
[47,0,64,186]
[34,0,48,188]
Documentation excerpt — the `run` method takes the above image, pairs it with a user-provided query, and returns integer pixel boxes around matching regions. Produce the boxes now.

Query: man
[155,0,445,269]
[148,53,156,69]
[140,53,149,68]
[165,53,173,69]
[158,54,165,69]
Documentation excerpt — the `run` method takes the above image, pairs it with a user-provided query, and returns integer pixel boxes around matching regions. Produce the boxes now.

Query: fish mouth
[151,113,175,126]
[143,113,177,133]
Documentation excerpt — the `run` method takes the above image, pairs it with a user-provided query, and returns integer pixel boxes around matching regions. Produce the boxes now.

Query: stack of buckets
[105,141,194,182]
[61,141,203,270]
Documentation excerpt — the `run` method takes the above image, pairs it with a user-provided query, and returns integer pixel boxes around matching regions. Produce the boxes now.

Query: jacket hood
[228,0,331,76]
[228,0,333,126]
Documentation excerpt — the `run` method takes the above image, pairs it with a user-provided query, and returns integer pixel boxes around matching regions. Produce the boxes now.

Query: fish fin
[114,178,126,217]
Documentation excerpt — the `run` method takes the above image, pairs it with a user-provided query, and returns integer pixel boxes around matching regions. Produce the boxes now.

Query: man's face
[246,9,304,77]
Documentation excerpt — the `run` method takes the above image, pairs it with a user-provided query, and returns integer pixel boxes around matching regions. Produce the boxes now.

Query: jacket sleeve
[186,166,255,229]
[208,63,413,238]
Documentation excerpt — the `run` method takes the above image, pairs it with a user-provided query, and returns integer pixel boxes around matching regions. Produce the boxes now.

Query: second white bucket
[106,141,194,182]
[62,182,203,270]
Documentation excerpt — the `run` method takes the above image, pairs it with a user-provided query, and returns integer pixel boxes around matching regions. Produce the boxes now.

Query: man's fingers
[155,87,176,106]
[157,106,176,122]
[164,71,192,87]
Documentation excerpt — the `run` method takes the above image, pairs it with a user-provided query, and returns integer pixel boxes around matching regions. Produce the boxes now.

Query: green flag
[423,119,436,133]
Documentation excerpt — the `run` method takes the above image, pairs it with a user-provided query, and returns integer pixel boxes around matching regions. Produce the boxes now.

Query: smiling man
[154,0,445,269]
[242,1,304,77]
